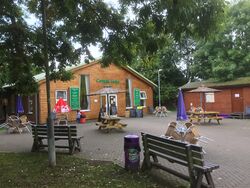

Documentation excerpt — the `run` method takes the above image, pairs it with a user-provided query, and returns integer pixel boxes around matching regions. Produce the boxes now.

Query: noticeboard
[70,87,80,110]
[134,88,140,106]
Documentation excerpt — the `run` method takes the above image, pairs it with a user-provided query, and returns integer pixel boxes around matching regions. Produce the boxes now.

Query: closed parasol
[177,89,188,121]
[17,95,24,115]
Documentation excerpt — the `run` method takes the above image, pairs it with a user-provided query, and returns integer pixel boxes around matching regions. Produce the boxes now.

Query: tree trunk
[41,0,56,167]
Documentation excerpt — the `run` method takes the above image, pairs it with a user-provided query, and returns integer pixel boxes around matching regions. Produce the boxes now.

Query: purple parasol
[177,89,187,121]
[17,95,24,114]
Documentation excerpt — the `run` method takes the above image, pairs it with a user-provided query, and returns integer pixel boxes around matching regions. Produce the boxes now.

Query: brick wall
[38,63,154,124]
[183,86,250,114]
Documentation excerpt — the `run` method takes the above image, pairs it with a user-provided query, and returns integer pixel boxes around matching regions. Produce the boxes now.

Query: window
[27,96,33,114]
[205,92,215,103]
[126,79,132,108]
[140,91,147,107]
[56,90,67,103]
[80,75,90,110]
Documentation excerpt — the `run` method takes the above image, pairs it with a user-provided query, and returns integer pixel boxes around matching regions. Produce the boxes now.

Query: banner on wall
[134,88,140,106]
[70,87,80,110]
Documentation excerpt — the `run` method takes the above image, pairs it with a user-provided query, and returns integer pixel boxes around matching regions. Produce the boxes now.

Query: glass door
[109,94,118,116]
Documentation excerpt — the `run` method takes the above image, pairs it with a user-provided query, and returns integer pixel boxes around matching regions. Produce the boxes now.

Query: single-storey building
[0,61,156,124]
[181,77,250,114]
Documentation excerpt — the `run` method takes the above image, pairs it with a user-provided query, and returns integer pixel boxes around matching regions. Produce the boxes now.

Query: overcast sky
[24,0,237,60]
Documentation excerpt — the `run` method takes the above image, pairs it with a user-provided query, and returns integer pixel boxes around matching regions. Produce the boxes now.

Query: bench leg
[70,138,82,154]
[205,172,215,188]
[69,139,73,155]
[31,140,39,152]
[194,171,203,188]
[217,119,220,125]
[74,138,82,152]
[141,153,152,171]
[152,154,158,163]
[31,138,43,152]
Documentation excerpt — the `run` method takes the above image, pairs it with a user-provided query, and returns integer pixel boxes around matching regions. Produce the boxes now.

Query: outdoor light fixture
[158,69,163,107]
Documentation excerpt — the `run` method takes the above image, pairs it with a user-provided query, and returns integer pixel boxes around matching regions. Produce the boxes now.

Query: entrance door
[109,94,118,115]
[231,88,244,112]
[100,94,118,115]
[100,95,107,114]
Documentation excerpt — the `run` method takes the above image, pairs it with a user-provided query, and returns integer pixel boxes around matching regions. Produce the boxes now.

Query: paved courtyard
[0,112,250,188]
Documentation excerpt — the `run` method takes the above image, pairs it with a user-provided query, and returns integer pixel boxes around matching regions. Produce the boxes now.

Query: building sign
[70,87,80,110]
[134,88,140,106]
[96,79,119,84]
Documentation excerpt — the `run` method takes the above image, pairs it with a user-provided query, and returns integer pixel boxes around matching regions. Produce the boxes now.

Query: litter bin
[124,135,141,171]
[80,111,86,123]
[129,109,136,117]
[136,109,143,118]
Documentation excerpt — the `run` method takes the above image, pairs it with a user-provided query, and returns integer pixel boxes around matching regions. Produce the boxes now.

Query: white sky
[24,0,120,59]
[24,0,236,60]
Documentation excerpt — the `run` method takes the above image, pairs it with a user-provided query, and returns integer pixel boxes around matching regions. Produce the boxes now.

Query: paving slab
[1,112,250,188]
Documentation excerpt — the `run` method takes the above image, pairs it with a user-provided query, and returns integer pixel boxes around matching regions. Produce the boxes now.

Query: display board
[134,88,140,106]
[70,87,80,110]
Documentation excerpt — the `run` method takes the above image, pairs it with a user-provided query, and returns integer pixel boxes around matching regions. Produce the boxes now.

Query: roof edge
[34,61,157,88]
[123,66,157,88]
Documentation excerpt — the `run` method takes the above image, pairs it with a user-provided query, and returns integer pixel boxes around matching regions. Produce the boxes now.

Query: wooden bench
[208,116,223,125]
[31,125,83,154]
[141,132,219,188]
[190,116,223,125]
[189,116,202,123]
[230,112,243,119]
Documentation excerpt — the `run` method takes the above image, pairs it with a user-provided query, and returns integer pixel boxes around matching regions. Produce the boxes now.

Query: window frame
[126,79,133,109]
[80,75,90,111]
[55,90,67,103]
[140,91,147,107]
[205,92,215,103]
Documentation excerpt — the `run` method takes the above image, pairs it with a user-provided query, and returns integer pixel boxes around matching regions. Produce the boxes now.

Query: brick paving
[0,112,250,188]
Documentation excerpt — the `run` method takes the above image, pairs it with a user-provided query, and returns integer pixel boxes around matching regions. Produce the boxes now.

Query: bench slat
[149,150,188,167]
[147,138,186,153]
[145,134,187,147]
[147,143,188,162]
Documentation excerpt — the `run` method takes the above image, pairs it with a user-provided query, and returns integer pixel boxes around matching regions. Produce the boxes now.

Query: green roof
[181,77,250,90]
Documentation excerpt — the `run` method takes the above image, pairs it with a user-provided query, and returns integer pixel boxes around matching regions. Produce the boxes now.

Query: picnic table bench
[95,116,127,132]
[141,132,219,188]
[189,111,223,125]
[31,125,83,154]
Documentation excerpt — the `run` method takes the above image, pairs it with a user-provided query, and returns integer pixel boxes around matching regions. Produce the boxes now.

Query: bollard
[124,134,141,171]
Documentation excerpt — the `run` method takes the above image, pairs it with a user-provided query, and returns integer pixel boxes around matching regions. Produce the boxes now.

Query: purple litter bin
[124,134,141,171]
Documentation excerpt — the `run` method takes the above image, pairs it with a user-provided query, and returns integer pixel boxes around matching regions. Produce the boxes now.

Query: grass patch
[0,153,165,188]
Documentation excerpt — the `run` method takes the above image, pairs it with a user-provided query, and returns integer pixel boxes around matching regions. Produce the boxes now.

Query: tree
[119,0,226,56]
[0,0,38,94]
[26,0,129,166]
[192,0,250,81]
[120,0,226,107]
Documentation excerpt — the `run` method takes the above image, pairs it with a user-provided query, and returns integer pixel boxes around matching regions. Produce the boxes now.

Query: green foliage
[0,0,38,94]
[192,0,250,81]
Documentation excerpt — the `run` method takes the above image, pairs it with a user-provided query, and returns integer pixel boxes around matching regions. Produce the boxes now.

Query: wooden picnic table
[96,116,127,132]
[188,111,223,125]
